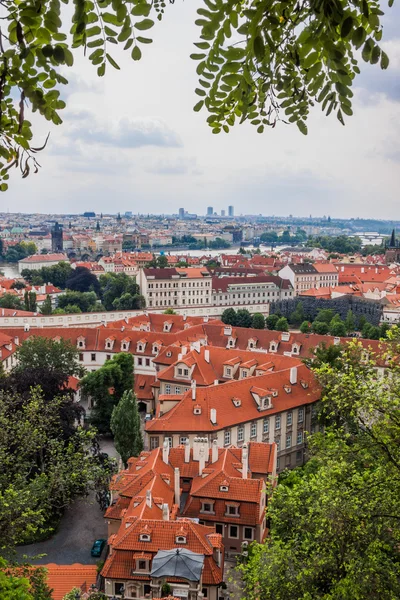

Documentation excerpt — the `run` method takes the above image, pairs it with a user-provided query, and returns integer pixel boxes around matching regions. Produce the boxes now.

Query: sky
[2,1,400,219]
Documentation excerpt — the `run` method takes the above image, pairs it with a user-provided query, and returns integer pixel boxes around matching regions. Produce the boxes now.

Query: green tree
[164,307,176,315]
[111,390,143,464]
[0,561,52,600]
[65,267,101,295]
[0,293,23,310]
[289,302,305,326]
[112,292,145,311]
[24,290,37,312]
[57,291,98,313]
[99,273,143,311]
[260,232,278,243]
[221,308,237,326]
[315,308,336,324]
[344,309,355,334]
[275,317,289,332]
[311,320,329,335]
[81,353,134,433]
[299,320,311,334]
[329,315,346,337]
[40,295,52,315]
[266,313,280,330]
[157,255,169,268]
[379,322,390,338]
[236,309,252,328]
[251,313,265,329]
[362,322,380,340]
[237,337,400,599]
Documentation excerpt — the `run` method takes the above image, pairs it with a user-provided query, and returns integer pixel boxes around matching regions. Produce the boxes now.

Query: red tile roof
[42,564,97,600]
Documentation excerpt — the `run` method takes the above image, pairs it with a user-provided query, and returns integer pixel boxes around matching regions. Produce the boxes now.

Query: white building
[18,253,69,273]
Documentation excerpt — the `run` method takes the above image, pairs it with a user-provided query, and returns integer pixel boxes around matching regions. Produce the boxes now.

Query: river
[0,262,20,278]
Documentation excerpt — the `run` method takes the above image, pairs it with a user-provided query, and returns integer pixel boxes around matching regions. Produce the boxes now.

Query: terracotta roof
[19,253,68,263]
[42,564,97,600]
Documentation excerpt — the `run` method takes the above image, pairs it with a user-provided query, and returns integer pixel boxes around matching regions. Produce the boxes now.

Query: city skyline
[2,1,400,218]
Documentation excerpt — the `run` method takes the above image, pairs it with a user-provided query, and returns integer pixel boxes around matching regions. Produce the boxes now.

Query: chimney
[183,313,187,321]
[162,503,169,521]
[193,437,200,461]
[210,408,217,425]
[14,336,19,346]
[184,440,190,463]
[290,366,297,385]
[146,489,152,508]
[182,346,187,356]
[174,467,180,508]
[212,439,218,463]
[162,439,170,465]
[178,353,183,361]
[199,445,206,475]
[204,348,210,363]
[214,379,219,386]
[242,443,248,479]
[191,379,196,401]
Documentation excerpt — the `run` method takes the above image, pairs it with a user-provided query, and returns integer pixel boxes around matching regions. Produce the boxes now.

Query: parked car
[91,538,106,557]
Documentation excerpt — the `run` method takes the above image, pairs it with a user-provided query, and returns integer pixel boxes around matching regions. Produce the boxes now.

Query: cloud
[145,156,200,175]
[66,117,183,149]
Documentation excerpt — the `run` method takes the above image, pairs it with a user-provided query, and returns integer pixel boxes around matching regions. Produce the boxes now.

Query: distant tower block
[228,205,234,217]
[207,206,213,216]
[51,222,63,252]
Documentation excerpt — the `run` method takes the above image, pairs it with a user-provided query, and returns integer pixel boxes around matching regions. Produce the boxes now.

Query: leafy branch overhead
[0,0,393,190]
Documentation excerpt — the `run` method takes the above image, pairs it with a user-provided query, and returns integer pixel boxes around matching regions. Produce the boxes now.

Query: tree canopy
[0,0,393,190]
[110,390,143,464]
[237,335,400,599]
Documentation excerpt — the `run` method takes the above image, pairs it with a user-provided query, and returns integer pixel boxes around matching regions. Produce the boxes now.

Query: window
[176,536,187,544]
[139,534,151,542]
[138,560,147,570]
[150,437,159,449]
[79,353,83,361]
[115,583,125,595]
[145,358,150,366]
[296,450,303,462]
[91,353,96,361]
[229,525,238,538]
[215,523,223,535]
[297,431,303,445]
[276,457,280,470]
[137,357,143,366]
[263,418,269,434]
[276,438,280,451]
[237,426,244,442]
[227,505,239,516]
[202,588,208,598]
[286,434,291,448]
[165,437,172,448]
[275,415,281,430]
[250,422,257,438]
[201,503,213,513]
[165,384,171,394]
[242,370,248,378]
[225,367,232,377]
[298,407,304,423]
[262,396,271,409]
[175,386,181,394]
[180,436,188,445]
[106,354,111,360]
[244,527,254,540]
[287,412,292,426]
[224,430,231,446]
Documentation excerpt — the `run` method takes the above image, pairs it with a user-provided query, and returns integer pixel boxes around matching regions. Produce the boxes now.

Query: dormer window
[193,406,202,415]
[241,369,248,379]
[166,351,172,357]
[269,342,277,352]
[220,485,229,492]
[225,503,239,517]
[232,398,241,407]
[224,366,232,378]
[176,536,187,544]
[163,321,172,332]
[105,338,114,350]
[228,337,235,347]
[292,343,300,355]
[284,385,292,394]
[139,534,151,542]
[201,501,214,513]
[262,396,272,410]
[121,342,128,351]
[152,344,159,355]
[77,337,85,349]
[136,560,148,571]
[137,343,145,352]
[300,380,308,389]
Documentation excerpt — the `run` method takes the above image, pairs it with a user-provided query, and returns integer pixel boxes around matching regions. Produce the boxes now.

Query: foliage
[40,295,52,315]
[62,588,106,600]
[251,312,265,329]
[235,308,253,328]
[314,308,336,323]
[299,320,311,333]
[2,242,37,262]
[157,255,169,268]
[0,559,33,600]
[208,237,231,249]
[265,313,280,330]
[0,561,53,600]
[275,316,289,331]
[112,291,145,311]
[57,291,99,313]
[328,314,347,336]
[0,292,23,309]
[24,290,37,312]
[99,272,144,311]
[221,307,237,326]
[21,262,73,289]
[110,390,143,464]
[0,388,109,552]
[289,301,305,326]
[311,319,329,335]
[237,337,400,599]
[309,235,363,254]
[344,308,355,333]
[164,307,176,314]
[80,353,134,433]
[66,267,101,295]
[161,582,172,597]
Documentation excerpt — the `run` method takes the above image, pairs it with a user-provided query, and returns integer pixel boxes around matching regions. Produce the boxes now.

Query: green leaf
[105,26,118,36]
[303,51,319,69]
[131,45,142,60]
[134,18,154,30]
[253,35,265,61]
[297,120,308,135]
[86,25,101,37]
[102,12,121,25]
[370,45,380,64]
[340,16,353,39]
[195,88,206,96]
[341,104,353,116]
[337,108,345,125]
[131,3,151,16]
[53,46,65,63]
[194,42,210,50]
[190,53,206,60]
[352,26,366,49]
[362,38,373,62]
[106,53,120,69]
[193,100,204,112]
[136,36,152,44]
[97,62,106,76]
[380,51,389,70]
[225,47,246,60]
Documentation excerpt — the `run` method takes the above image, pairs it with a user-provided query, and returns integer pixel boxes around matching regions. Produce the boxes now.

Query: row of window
[224,409,304,445]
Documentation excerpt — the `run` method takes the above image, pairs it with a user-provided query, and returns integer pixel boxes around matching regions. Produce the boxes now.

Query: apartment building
[146,361,320,472]
[278,263,338,295]
[18,252,69,273]
[139,268,213,310]
[211,275,293,308]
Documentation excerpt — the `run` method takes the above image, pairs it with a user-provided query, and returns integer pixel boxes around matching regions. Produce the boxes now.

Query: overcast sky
[3,2,400,219]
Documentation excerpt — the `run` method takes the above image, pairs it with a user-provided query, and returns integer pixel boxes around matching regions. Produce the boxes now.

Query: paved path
[17,437,118,565]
